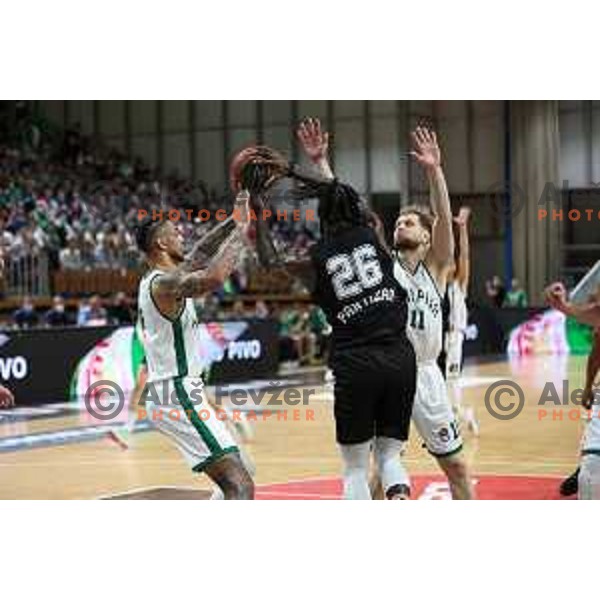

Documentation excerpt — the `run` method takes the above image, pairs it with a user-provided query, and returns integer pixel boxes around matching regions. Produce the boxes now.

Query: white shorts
[579,454,600,500]
[144,376,238,472]
[412,362,463,457]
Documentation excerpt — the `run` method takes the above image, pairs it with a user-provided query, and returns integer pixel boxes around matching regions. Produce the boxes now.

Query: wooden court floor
[0,355,588,499]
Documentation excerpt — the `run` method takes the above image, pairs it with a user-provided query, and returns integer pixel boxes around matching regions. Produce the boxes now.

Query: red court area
[256,475,570,500]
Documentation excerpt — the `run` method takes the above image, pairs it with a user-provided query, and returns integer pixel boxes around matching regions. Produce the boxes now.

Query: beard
[393,235,421,251]
[169,247,185,263]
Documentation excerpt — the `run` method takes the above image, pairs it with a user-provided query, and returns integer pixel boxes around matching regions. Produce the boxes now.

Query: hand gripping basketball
[229,145,290,196]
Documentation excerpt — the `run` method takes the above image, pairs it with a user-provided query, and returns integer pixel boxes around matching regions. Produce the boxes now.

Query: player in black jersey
[274,119,417,499]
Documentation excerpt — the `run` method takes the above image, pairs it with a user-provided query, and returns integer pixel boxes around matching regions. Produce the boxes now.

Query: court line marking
[95,485,206,500]
[82,470,570,501]
[0,458,579,471]
[256,490,339,499]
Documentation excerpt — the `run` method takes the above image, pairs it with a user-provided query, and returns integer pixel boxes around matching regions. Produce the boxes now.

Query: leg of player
[578,455,600,500]
[204,452,255,500]
[373,437,411,499]
[339,441,372,500]
[436,452,473,500]
[106,364,148,450]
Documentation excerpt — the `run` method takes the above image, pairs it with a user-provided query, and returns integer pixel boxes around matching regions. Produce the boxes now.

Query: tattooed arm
[151,192,250,318]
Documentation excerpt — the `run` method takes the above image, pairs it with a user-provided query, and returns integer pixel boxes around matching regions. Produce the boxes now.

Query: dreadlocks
[288,170,368,239]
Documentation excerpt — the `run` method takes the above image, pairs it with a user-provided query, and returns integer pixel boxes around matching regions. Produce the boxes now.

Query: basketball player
[558,326,600,496]
[134,190,255,500]
[0,244,15,410]
[279,119,417,500]
[393,127,474,499]
[440,206,478,435]
[546,282,600,499]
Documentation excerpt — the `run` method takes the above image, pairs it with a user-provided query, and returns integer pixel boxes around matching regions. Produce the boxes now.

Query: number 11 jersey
[310,226,410,352]
[393,258,443,364]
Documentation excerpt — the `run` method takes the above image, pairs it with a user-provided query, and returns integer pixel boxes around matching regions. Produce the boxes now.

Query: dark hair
[134,216,166,253]
[398,204,434,234]
[289,170,368,238]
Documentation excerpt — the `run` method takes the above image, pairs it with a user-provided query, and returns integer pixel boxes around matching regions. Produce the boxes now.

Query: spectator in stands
[485,275,506,308]
[504,278,528,308]
[59,238,83,270]
[254,300,270,319]
[199,293,222,321]
[307,304,331,363]
[277,304,307,364]
[108,292,134,325]
[77,295,108,327]
[45,295,70,327]
[230,300,248,320]
[13,295,39,329]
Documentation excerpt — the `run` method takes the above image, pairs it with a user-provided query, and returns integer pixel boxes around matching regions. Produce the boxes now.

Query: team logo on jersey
[407,287,440,316]
[434,425,451,443]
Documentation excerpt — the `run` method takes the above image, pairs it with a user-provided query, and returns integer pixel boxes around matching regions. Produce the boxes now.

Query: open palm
[297,118,329,162]
[410,126,441,168]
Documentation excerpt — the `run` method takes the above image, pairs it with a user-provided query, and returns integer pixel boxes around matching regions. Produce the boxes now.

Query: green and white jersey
[137,268,204,383]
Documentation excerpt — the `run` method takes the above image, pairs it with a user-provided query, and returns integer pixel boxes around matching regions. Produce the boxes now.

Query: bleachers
[52,268,141,297]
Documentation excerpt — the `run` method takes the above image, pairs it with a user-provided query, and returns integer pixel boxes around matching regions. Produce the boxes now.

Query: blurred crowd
[485,276,529,308]
[12,292,136,329]
[0,113,315,281]
[8,291,331,365]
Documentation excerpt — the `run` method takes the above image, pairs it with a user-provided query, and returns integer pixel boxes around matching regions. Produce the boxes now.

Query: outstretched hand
[297,118,329,163]
[410,126,441,169]
[454,206,471,227]
[544,282,568,311]
[0,385,14,410]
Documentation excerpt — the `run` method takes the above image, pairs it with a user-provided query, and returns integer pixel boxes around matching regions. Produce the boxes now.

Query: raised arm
[297,118,334,180]
[152,192,251,308]
[454,206,471,293]
[411,127,454,281]
[545,282,600,327]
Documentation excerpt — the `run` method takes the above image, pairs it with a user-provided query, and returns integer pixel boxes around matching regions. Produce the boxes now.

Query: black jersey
[310,226,409,352]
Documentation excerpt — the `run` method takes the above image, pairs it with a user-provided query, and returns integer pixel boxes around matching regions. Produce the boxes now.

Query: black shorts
[331,340,416,445]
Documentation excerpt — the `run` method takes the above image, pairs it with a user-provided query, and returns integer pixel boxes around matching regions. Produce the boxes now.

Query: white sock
[339,441,372,500]
[210,487,225,500]
[374,437,410,496]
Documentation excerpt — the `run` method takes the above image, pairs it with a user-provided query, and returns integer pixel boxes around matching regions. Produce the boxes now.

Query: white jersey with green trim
[137,268,204,383]
[393,259,443,363]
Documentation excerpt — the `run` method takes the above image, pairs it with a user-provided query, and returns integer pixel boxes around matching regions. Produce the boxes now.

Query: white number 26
[326,244,383,300]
